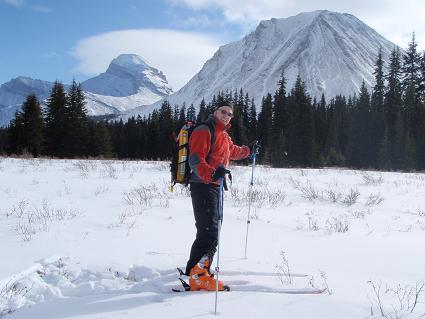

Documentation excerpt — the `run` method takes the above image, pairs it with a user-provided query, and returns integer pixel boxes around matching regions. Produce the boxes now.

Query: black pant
[185,182,220,274]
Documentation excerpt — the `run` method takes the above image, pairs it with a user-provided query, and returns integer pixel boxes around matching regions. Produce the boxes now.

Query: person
[185,101,252,291]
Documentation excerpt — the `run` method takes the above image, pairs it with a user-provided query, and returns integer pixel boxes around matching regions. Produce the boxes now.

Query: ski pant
[185,182,220,274]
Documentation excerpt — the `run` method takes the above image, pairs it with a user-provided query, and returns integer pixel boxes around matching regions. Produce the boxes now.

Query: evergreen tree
[314,94,327,163]
[88,120,112,158]
[178,104,187,127]
[19,94,45,156]
[346,82,372,168]
[401,34,424,169]
[370,49,386,168]
[270,72,288,167]
[324,96,347,166]
[64,80,89,157]
[247,98,257,141]
[286,76,314,167]
[7,111,25,155]
[0,127,7,154]
[196,99,207,122]
[44,81,67,157]
[402,33,422,101]
[257,94,273,163]
[187,103,196,122]
[157,100,174,159]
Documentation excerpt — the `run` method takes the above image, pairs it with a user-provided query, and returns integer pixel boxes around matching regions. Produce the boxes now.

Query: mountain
[0,54,172,127]
[125,10,400,118]
[81,54,172,97]
[0,77,55,127]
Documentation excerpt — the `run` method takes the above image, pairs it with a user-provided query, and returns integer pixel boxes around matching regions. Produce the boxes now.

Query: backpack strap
[203,122,215,163]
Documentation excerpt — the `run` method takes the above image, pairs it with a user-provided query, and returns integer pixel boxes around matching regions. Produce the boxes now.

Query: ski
[172,285,231,293]
[229,286,327,295]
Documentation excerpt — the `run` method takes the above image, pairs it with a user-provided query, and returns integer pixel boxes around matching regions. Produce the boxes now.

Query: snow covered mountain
[0,77,54,127]
[81,54,172,98]
[126,10,400,118]
[0,54,172,127]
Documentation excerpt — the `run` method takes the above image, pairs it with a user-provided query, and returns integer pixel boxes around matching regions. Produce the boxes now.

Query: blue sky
[1,0,424,91]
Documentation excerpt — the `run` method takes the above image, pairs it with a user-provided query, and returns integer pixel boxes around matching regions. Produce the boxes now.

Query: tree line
[0,34,424,171]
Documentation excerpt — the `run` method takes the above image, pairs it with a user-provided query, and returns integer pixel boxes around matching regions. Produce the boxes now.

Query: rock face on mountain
[148,10,398,115]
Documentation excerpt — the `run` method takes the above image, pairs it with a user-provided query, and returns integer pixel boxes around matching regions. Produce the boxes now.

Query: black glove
[212,166,231,181]
[248,140,260,155]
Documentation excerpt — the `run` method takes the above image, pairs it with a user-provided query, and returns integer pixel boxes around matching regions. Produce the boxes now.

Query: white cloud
[71,29,222,91]
[171,0,425,50]
[4,0,24,7]
[3,0,51,12]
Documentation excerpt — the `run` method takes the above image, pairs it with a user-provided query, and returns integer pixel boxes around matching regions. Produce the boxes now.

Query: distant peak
[111,54,149,69]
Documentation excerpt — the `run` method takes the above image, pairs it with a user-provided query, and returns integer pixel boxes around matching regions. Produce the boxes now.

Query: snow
[0,157,424,318]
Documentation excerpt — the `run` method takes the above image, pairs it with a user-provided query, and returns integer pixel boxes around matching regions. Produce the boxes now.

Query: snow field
[0,157,424,318]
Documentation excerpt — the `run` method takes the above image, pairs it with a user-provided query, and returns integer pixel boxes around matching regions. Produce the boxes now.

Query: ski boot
[189,255,229,291]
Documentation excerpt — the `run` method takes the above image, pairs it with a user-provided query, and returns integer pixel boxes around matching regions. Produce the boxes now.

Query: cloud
[71,29,222,91]
[170,0,425,50]
[3,0,51,12]
[4,0,24,7]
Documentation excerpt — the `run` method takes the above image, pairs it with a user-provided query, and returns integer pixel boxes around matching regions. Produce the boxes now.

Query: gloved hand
[248,140,260,155]
[212,166,231,181]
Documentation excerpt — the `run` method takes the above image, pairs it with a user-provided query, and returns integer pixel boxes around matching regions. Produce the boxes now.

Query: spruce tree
[0,127,7,154]
[44,81,67,157]
[187,104,196,122]
[286,76,313,167]
[270,72,288,167]
[247,98,257,141]
[64,80,89,157]
[7,111,25,155]
[20,94,45,156]
[257,94,273,163]
[88,120,112,158]
[196,99,207,122]
[370,49,386,168]
[346,82,372,168]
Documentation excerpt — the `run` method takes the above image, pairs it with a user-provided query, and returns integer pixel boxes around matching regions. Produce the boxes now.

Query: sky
[1,0,424,91]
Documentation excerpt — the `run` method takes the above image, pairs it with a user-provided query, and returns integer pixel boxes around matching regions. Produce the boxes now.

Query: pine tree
[346,82,372,168]
[64,80,89,157]
[324,95,347,166]
[7,111,25,155]
[257,94,273,163]
[187,104,196,122]
[247,98,257,141]
[286,76,313,167]
[157,100,174,159]
[196,99,207,122]
[270,72,288,167]
[385,47,403,169]
[44,81,67,157]
[370,49,386,168]
[88,120,112,158]
[402,34,424,169]
[19,94,45,156]
[0,127,7,154]
[314,94,327,163]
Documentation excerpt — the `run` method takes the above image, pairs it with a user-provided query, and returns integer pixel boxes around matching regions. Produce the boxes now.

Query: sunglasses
[219,109,234,118]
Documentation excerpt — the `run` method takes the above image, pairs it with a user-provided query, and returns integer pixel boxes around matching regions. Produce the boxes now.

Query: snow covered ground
[0,157,424,318]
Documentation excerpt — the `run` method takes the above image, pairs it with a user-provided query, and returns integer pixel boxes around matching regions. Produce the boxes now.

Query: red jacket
[189,116,250,184]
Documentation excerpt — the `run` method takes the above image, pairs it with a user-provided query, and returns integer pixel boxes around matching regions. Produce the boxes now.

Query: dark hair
[215,99,233,110]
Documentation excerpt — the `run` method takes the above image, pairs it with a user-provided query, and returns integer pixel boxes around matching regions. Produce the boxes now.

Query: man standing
[185,101,251,291]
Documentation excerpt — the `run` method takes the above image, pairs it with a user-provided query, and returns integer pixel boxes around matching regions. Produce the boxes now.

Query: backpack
[169,121,215,191]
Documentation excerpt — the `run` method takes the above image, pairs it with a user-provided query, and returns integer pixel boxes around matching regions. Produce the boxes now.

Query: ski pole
[244,141,259,259]
[214,177,224,315]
